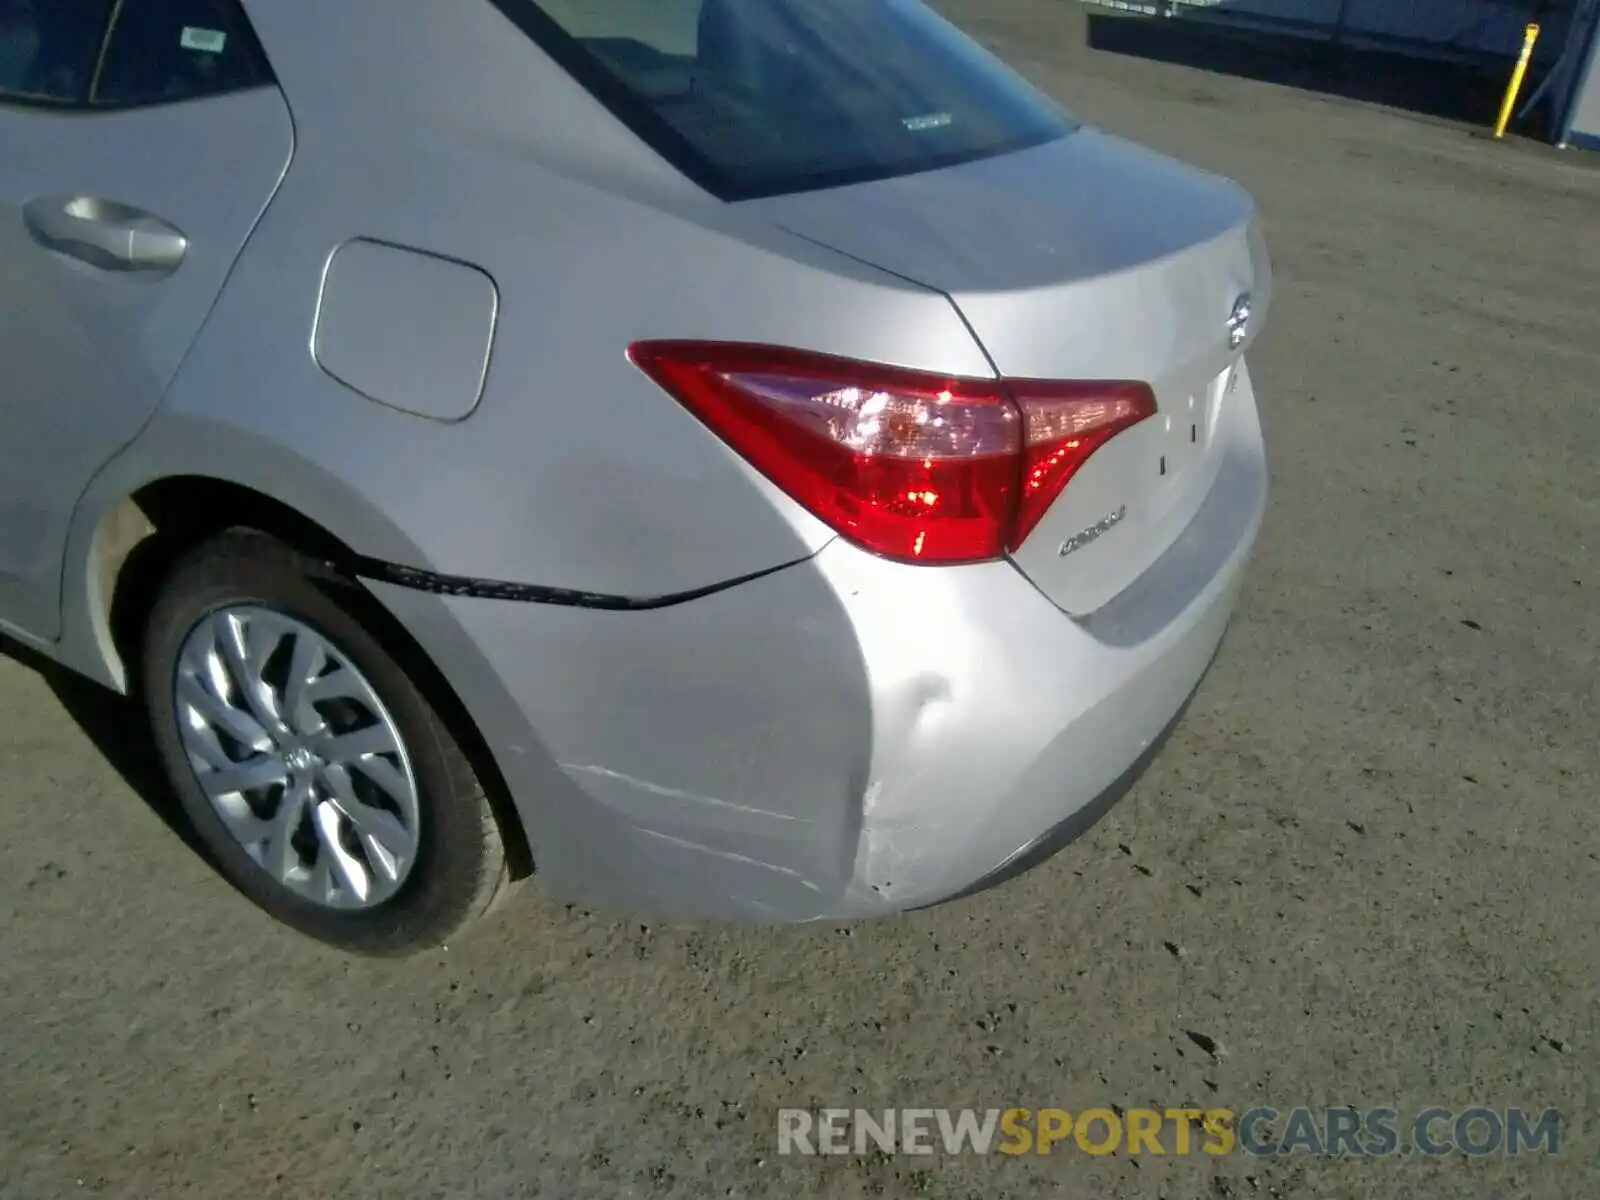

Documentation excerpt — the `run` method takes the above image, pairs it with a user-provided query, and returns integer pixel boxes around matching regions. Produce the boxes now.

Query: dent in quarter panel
[313,239,498,421]
[360,556,875,918]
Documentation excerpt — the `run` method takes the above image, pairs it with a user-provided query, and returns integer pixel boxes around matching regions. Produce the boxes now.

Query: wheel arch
[91,475,357,694]
[66,467,535,883]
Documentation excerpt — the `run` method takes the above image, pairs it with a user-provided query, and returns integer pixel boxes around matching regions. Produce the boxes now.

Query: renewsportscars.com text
[777,1106,1562,1158]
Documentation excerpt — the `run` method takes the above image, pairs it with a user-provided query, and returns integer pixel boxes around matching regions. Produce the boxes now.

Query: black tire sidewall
[140,532,496,956]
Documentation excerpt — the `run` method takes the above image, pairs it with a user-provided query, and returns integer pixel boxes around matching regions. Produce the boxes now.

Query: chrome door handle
[23,196,188,274]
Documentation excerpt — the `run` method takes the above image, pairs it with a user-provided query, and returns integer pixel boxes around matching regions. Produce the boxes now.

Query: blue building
[1080,0,1600,147]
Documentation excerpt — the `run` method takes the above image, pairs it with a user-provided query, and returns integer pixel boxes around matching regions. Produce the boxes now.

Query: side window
[0,0,112,104]
[93,0,271,108]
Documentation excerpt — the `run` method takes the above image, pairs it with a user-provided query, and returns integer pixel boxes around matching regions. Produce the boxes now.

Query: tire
[140,529,513,956]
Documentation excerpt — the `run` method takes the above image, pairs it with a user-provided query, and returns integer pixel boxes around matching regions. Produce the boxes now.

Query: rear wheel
[140,530,512,956]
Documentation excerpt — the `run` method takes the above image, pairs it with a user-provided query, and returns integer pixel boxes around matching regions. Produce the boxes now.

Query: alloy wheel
[172,605,422,910]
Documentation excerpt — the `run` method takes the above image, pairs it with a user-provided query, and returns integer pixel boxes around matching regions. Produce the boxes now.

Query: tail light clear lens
[629,341,1155,565]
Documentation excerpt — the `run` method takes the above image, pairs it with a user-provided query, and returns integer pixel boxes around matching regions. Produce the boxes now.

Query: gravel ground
[2,3,1596,1197]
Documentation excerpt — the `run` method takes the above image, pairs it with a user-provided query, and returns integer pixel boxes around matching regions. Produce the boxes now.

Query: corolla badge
[1058,505,1127,558]
[1226,293,1252,350]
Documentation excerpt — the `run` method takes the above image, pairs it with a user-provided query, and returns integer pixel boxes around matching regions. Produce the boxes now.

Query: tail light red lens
[628,341,1156,565]
[1012,382,1161,551]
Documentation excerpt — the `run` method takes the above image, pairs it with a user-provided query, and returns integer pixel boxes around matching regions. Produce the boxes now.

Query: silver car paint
[311,238,501,423]
[25,0,991,687]
[0,89,293,638]
[1,0,1270,920]
[365,362,1265,917]
[753,131,1273,614]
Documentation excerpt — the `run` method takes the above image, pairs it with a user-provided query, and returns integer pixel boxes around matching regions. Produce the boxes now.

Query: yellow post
[1494,24,1541,139]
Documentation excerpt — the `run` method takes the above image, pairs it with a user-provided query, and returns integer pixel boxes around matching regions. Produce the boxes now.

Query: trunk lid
[749,128,1271,614]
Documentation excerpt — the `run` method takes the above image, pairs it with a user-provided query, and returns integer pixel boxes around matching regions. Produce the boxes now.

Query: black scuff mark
[348,555,813,611]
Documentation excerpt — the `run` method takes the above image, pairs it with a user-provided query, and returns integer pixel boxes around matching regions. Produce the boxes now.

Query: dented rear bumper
[363,365,1266,921]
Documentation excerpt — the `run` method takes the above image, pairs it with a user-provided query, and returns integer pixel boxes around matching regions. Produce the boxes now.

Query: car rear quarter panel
[364,558,875,920]
[47,0,992,896]
[131,0,993,602]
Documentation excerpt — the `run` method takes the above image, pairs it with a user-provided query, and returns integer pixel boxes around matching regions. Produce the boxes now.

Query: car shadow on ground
[1085,9,1540,134]
[0,635,210,862]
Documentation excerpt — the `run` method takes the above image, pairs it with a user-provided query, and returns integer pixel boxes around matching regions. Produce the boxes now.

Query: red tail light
[628,341,1156,565]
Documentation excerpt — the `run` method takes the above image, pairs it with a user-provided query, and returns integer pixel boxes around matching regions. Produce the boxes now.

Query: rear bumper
[365,365,1267,922]
[932,635,1222,909]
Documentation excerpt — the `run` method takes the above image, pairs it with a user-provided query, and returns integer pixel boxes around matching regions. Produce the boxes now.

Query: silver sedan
[0,0,1270,954]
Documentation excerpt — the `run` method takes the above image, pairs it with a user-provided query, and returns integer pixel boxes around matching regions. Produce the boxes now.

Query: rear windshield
[489,0,1075,200]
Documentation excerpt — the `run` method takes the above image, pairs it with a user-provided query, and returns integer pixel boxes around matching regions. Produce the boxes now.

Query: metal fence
[1080,0,1568,63]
